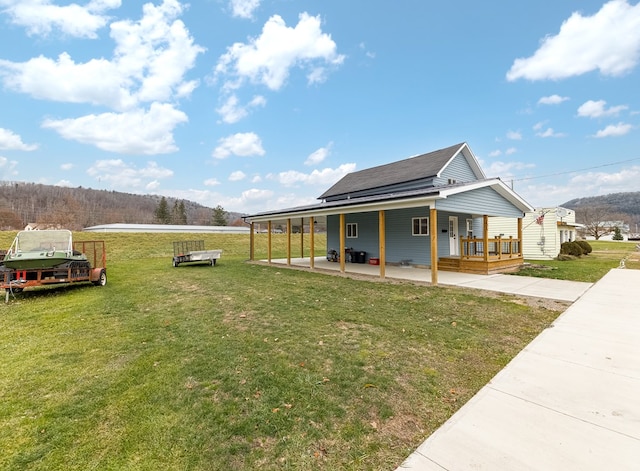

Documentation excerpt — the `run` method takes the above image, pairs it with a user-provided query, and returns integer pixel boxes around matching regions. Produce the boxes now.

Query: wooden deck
[439,236,524,275]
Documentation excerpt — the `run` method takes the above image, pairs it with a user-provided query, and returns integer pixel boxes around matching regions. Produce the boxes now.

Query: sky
[0,0,639,216]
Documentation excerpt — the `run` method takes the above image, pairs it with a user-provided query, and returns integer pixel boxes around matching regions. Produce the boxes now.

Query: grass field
[0,232,635,470]
[517,240,640,282]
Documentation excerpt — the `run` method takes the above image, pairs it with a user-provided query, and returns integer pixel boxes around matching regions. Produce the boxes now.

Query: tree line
[0,182,243,231]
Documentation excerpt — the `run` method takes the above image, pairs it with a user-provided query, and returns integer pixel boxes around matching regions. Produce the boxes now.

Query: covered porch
[246,208,524,285]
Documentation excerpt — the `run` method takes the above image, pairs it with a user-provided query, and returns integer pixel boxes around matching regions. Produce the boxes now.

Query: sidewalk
[396,268,640,470]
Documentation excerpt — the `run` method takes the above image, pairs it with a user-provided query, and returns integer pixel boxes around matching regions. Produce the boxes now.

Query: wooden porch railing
[461,236,522,261]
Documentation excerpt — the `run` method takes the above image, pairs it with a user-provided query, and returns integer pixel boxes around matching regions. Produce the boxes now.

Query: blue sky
[0,0,638,215]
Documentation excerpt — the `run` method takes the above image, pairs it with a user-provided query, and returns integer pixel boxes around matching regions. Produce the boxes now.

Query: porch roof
[244,178,533,223]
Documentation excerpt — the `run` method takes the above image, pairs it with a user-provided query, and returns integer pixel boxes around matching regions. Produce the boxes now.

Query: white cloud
[484,160,536,178]
[592,122,633,138]
[535,127,567,138]
[577,99,629,118]
[488,150,502,157]
[0,127,38,151]
[506,130,522,140]
[565,166,640,196]
[55,179,73,187]
[229,0,260,19]
[538,94,569,105]
[146,180,160,191]
[215,12,345,91]
[42,103,188,154]
[60,163,74,170]
[0,155,19,178]
[0,1,203,111]
[271,163,355,187]
[505,147,517,155]
[204,178,220,186]
[216,94,266,123]
[507,0,640,81]
[1,0,121,38]
[87,159,173,189]
[229,170,246,181]
[212,132,265,159]
[304,142,333,166]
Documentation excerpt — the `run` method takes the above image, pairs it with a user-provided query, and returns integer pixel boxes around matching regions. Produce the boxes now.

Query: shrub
[576,240,592,254]
[560,241,585,256]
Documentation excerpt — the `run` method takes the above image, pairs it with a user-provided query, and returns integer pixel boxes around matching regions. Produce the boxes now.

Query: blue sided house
[244,142,534,284]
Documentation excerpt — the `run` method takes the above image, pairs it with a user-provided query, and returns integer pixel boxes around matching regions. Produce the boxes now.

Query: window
[346,222,358,238]
[466,218,473,238]
[412,217,429,236]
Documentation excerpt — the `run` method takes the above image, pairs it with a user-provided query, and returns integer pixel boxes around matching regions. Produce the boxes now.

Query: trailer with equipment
[0,230,106,302]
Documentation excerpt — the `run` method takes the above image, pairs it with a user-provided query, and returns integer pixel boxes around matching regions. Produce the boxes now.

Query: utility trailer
[0,239,106,302]
[172,240,222,267]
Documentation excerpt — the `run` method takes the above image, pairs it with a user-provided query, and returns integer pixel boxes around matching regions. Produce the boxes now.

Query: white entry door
[449,216,459,256]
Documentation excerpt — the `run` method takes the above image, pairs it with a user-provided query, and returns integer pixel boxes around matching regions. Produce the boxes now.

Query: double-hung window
[412,217,429,236]
[346,222,358,238]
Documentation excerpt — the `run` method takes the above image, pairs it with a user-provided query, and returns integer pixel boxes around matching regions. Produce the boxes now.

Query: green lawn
[0,232,630,470]
[516,240,640,282]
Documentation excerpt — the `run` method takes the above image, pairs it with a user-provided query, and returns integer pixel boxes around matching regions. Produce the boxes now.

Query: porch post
[517,217,523,257]
[339,213,346,273]
[300,217,304,258]
[483,215,489,262]
[379,210,386,279]
[310,217,315,269]
[267,220,272,264]
[287,218,292,266]
[430,207,438,285]
[249,222,255,261]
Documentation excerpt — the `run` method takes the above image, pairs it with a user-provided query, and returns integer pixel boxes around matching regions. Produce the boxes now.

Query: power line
[511,157,640,183]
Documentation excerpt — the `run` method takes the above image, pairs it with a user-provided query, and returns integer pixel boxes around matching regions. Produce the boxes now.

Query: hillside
[562,191,640,221]
[0,182,244,230]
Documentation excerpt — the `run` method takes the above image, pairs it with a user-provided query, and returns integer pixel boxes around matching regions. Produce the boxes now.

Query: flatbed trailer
[172,240,222,267]
[0,240,106,301]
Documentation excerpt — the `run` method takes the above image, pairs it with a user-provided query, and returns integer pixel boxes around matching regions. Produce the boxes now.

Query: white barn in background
[488,207,582,260]
[83,223,249,234]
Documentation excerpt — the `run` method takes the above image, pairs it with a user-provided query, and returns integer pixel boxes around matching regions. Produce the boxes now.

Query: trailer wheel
[173,259,179,267]
[93,269,107,286]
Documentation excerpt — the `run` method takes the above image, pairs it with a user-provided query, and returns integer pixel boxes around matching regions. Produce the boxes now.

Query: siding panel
[435,152,477,185]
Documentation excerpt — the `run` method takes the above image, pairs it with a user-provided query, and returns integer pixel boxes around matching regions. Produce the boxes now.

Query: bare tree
[575,205,625,240]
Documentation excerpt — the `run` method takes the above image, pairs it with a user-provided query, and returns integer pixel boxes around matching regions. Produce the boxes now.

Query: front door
[449,216,459,256]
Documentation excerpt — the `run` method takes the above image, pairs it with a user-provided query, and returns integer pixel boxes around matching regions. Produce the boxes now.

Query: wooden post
[379,210,386,279]
[267,220,272,264]
[249,222,254,261]
[430,207,438,285]
[300,218,304,258]
[310,217,315,269]
[339,213,345,273]
[287,218,292,266]
[483,215,489,262]
[517,217,523,257]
